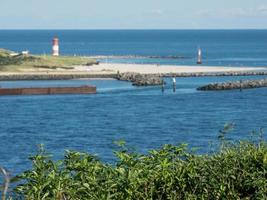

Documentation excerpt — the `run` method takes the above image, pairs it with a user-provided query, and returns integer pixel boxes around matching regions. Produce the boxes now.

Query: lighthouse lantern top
[52,37,59,56]
[52,38,59,45]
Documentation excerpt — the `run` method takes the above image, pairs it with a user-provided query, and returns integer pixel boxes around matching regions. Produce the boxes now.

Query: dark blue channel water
[0,76,267,175]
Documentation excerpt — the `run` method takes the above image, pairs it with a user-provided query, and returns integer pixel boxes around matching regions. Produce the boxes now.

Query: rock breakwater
[0,73,116,81]
[198,79,267,91]
[117,72,163,86]
[0,70,266,82]
[162,71,267,77]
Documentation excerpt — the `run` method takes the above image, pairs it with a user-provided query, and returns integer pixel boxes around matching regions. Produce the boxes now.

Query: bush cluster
[10,139,267,200]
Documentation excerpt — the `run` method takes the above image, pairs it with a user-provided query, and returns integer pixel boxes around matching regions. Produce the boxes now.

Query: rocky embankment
[117,72,163,86]
[0,71,267,84]
[198,79,267,91]
[0,73,116,81]
[162,71,267,77]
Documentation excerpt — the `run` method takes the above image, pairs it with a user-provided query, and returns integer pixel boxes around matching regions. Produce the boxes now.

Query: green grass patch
[0,48,97,72]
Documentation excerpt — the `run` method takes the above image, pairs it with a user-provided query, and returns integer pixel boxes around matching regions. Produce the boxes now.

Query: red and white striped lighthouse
[52,37,59,56]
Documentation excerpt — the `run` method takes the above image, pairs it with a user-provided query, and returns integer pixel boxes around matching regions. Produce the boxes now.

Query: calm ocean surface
[0,30,267,66]
[0,30,267,175]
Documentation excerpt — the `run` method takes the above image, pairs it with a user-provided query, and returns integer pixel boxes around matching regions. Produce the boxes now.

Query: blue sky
[1,0,267,29]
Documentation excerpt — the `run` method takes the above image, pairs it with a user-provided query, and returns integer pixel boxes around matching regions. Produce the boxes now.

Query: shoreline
[0,63,266,81]
[92,63,267,74]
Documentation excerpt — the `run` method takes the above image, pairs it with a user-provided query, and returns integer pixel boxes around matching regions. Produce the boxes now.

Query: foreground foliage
[9,138,267,200]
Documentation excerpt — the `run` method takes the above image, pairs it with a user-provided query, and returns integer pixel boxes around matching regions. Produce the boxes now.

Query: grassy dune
[0,49,97,72]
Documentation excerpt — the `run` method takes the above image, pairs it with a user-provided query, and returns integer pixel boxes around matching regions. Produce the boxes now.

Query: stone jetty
[0,71,267,82]
[0,73,116,81]
[161,71,267,77]
[117,72,163,86]
[198,79,267,91]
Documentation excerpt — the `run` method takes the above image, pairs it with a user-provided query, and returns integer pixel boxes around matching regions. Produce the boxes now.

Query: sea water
[0,30,267,175]
[0,76,267,174]
[0,30,267,66]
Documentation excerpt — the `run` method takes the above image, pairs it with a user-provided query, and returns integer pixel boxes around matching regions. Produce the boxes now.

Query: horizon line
[1,28,267,31]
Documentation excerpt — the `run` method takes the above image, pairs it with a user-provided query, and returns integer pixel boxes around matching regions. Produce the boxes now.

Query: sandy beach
[88,63,267,74]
